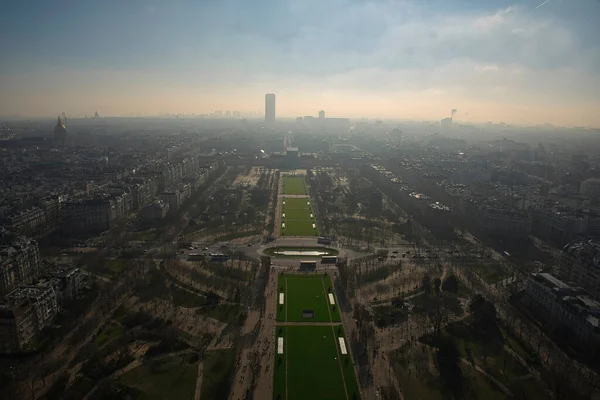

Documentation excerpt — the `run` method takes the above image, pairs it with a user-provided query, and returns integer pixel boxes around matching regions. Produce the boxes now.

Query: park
[273,274,360,400]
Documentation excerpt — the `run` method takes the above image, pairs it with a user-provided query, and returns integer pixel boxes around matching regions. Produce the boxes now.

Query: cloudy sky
[1,0,599,126]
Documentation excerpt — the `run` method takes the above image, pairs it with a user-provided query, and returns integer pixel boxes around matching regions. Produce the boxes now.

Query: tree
[441,274,459,294]
[422,274,432,296]
[418,294,463,336]
[468,294,486,313]
[433,278,441,294]
[469,295,497,334]
[436,336,464,399]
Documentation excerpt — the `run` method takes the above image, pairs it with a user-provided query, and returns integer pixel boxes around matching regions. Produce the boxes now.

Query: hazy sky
[1,0,599,126]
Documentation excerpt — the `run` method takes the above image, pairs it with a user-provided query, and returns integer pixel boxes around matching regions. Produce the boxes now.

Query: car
[220,244,228,248]
[378,256,385,261]
[391,254,397,258]
[188,247,194,250]
[247,243,252,247]
[203,247,208,251]
[392,250,399,254]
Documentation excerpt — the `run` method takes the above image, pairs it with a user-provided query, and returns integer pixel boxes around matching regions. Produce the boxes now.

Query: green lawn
[274,325,360,400]
[277,274,341,323]
[281,198,318,236]
[445,321,536,393]
[200,349,236,400]
[282,220,319,236]
[283,197,312,210]
[283,176,307,195]
[471,264,510,284]
[84,258,128,279]
[95,322,125,346]
[119,355,198,400]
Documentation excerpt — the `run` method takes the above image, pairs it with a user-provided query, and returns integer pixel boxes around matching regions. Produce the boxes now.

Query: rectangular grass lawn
[119,355,198,400]
[273,325,361,400]
[283,176,307,195]
[277,274,341,323]
[283,220,318,236]
[281,198,318,236]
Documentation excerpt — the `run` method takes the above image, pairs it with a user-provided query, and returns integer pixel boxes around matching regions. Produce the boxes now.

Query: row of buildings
[0,230,85,353]
[358,144,600,244]
[522,240,600,350]
[1,156,220,235]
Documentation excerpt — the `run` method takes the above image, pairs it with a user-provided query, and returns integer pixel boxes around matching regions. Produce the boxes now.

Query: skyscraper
[319,110,325,119]
[265,93,276,122]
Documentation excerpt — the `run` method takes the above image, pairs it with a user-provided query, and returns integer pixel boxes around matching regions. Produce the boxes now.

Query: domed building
[53,116,67,144]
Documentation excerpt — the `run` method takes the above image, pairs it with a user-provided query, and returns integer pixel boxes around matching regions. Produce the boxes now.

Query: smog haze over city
[3,1,600,400]
[1,0,599,127]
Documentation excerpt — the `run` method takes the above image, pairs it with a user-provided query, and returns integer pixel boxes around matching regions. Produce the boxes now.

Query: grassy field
[274,325,360,400]
[119,355,198,400]
[471,264,511,284]
[200,349,236,400]
[283,197,312,210]
[391,343,508,400]
[95,322,125,346]
[277,274,341,323]
[282,221,319,236]
[281,197,318,236]
[85,258,128,280]
[283,176,307,195]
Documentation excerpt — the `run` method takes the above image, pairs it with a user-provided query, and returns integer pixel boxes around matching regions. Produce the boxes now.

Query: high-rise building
[319,110,325,119]
[265,93,276,122]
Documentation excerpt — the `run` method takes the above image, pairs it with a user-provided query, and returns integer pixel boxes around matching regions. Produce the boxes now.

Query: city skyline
[1,0,599,127]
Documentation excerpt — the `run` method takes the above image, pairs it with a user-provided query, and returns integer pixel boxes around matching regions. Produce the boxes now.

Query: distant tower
[61,111,67,121]
[94,111,99,119]
[265,93,276,123]
[53,116,67,144]
[319,110,325,119]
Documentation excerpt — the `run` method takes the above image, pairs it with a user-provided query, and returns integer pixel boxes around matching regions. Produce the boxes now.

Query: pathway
[275,321,341,326]
[194,361,204,400]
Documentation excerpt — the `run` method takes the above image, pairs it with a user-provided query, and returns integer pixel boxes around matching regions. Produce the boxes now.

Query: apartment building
[0,284,58,354]
[0,232,41,296]
[5,207,47,236]
[61,196,115,233]
[560,240,600,300]
[525,272,600,346]
[140,200,170,222]
[463,198,532,238]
